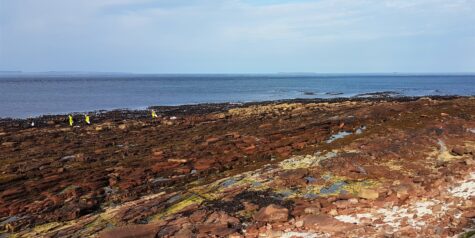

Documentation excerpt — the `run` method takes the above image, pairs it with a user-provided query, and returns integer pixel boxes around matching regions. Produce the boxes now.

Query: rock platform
[1,96,475,237]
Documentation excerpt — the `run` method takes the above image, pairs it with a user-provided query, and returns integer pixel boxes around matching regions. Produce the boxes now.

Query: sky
[0,0,474,74]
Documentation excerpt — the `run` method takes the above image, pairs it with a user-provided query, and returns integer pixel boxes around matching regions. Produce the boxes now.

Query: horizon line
[1,71,475,76]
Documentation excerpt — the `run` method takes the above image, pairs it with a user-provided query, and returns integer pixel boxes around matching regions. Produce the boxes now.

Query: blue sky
[0,0,474,73]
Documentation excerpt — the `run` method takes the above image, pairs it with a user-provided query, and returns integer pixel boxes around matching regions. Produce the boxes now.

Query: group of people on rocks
[29,110,159,127]
[67,114,90,126]
[65,110,159,126]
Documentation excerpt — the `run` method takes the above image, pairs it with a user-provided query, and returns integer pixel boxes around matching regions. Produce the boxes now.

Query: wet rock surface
[1,96,475,237]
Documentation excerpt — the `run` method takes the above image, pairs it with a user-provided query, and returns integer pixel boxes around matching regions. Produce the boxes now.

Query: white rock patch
[335,213,373,224]
[335,200,450,230]
[449,172,475,199]
[281,231,324,238]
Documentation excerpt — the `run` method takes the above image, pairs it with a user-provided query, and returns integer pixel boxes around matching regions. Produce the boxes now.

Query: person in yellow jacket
[85,114,91,125]
[151,110,158,118]
[68,115,73,126]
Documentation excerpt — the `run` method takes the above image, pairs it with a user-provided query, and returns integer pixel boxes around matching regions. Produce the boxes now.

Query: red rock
[462,210,475,218]
[225,132,241,138]
[304,206,320,214]
[334,200,351,209]
[451,146,466,156]
[193,158,216,171]
[98,224,159,238]
[151,148,163,157]
[174,227,193,238]
[243,145,256,155]
[243,201,259,211]
[151,162,180,172]
[259,123,272,129]
[291,142,307,150]
[168,158,187,163]
[279,168,307,181]
[174,167,191,174]
[303,214,355,233]
[196,224,236,236]
[196,211,240,236]
[275,146,292,157]
[190,210,208,223]
[358,188,379,200]
[206,137,221,144]
[2,142,15,147]
[253,204,289,222]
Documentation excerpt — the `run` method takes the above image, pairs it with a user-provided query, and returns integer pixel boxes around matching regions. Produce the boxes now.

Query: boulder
[358,188,379,200]
[253,204,289,222]
[304,206,320,215]
[99,224,158,238]
[303,214,355,233]
[451,146,466,156]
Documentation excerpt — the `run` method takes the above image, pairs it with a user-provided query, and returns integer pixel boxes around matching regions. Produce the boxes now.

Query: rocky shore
[1,96,475,237]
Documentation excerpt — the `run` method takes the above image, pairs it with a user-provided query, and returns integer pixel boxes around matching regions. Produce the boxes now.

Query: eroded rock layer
[1,96,475,237]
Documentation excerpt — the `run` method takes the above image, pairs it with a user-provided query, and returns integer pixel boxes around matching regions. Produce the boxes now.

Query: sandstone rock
[259,123,272,129]
[358,188,379,200]
[168,159,187,164]
[451,146,466,156]
[2,142,15,147]
[462,210,475,218]
[295,219,304,228]
[393,184,410,199]
[190,210,207,223]
[174,227,193,238]
[206,136,221,144]
[303,214,355,233]
[151,148,163,157]
[465,158,475,165]
[197,224,237,237]
[254,204,289,222]
[348,198,359,204]
[243,145,256,155]
[304,206,320,215]
[275,146,292,157]
[193,158,216,171]
[228,232,243,238]
[243,201,259,211]
[334,200,351,209]
[280,168,307,181]
[197,211,240,236]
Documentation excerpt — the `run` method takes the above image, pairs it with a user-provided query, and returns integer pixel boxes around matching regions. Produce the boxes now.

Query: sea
[1,73,474,118]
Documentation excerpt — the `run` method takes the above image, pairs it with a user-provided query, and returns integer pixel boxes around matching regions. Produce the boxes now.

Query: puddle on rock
[326,131,352,143]
[326,126,366,143]
[355,126,367,134]
[304,176,317,183]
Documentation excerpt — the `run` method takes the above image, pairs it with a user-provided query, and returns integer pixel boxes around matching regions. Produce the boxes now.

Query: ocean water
[0,73,474,118]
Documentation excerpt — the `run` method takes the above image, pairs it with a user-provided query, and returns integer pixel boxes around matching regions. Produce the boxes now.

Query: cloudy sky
[0,0,474,73]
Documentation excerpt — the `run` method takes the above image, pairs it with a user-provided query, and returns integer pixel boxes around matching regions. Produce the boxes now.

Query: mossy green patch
[151,194,204,220]
[279,152,338,170]
[32,222,62,234]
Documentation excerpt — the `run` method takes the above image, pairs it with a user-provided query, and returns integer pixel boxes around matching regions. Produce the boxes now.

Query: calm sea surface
[1,73,474,118]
